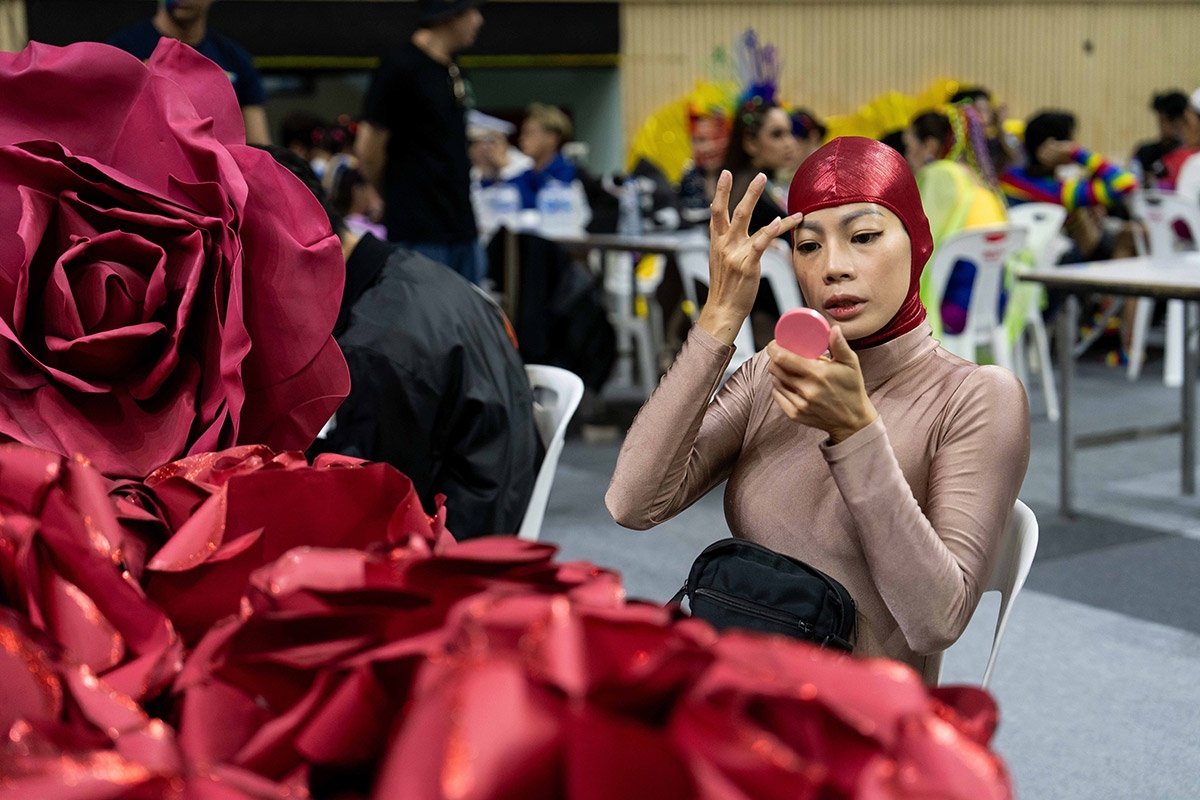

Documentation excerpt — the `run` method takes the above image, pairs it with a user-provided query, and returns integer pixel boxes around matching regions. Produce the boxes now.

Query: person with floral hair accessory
[608,137,1030,682]
[904,104,1009,337]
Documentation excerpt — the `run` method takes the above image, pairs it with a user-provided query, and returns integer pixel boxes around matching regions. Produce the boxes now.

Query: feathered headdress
[733,29,782,113]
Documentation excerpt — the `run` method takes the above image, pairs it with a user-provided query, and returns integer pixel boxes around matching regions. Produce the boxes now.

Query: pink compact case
[774,308,830,359]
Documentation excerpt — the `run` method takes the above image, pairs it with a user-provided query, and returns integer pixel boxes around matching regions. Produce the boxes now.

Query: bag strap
[667,582,688,608]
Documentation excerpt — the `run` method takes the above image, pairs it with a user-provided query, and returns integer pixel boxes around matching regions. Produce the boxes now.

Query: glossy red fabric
[787,136,934,349]
[0,41,349,477]
[0,440,1012,799]
[0,444,183,703]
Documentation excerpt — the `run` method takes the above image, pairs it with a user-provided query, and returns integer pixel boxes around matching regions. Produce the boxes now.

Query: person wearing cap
[1169,90,1200,207]
[607,138,1030,682]
[468,110,533,186]
[356,0,486,284]
[108,0,270,145]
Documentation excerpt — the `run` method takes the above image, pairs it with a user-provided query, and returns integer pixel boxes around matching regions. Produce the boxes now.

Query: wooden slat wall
[0,0,27,52]
[622,3,1200,160]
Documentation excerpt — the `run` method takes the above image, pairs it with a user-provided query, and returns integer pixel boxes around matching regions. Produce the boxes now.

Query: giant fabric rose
[0,41,349,477]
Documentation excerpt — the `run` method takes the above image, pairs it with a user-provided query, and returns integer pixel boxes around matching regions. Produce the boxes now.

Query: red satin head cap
[786,136,934,349]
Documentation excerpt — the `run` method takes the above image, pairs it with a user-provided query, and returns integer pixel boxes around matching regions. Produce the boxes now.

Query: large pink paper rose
[0,41,349,478]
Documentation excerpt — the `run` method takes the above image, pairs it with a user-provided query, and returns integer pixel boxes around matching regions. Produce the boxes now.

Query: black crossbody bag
[670,538,857,652]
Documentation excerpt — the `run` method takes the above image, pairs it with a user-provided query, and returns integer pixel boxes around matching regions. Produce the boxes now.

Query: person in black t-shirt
[357,0,486,284]
[1131,90,1189,184]
[108,0,270,145]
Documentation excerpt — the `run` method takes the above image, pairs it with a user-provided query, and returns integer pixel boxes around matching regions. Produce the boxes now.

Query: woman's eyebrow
[839,209,884,226]
[798,209,883,233]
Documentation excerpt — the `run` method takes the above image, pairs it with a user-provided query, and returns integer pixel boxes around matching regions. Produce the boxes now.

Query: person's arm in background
[1059,145,1137,210]
[242,105,271,146]
[356,121,390,192]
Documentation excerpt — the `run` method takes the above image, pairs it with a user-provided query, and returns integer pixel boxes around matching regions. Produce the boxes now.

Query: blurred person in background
[721,98,798,236]
[948,86,1017,170]
[1000,110,1136,263]
[263,146,540,540]
[1132,90,1190,186]
[718,97,799,346]
[904,106,1007,337]
[280,111,332,179]
[468,110,532,186]
[1002,110,1138,363]
[357,0,486,283]
[678,106,732,223]
[1167,89,1200,204]
[511,102,577,209]
[108,0,270,145]
[789,107,826,170]
[326,157,388,240]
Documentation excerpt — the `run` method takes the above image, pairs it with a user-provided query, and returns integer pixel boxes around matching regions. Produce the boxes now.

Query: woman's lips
[824,296,865,321]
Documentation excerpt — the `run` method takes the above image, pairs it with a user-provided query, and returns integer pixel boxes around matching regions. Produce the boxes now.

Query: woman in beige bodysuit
[606,137,1031,683]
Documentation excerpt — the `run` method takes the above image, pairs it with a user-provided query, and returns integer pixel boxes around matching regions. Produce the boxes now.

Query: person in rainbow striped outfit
[999,111,1137,263]
[1001,111,1138,363]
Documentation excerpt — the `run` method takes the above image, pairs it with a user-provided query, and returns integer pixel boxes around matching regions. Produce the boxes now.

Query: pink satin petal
[62,664,148,737]
[0,611,65,731]
[229,145,342,386]
[146,39,246,147]
[235,335,348,453]
[247,546,370,597]
[374,656,564,799]
[293,667,390,765]
[233,670,336,778]
[0,42,157,163]
[43,572,126,673]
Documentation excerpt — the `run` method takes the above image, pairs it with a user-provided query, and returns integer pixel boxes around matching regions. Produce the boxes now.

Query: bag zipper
[693,587,815,635]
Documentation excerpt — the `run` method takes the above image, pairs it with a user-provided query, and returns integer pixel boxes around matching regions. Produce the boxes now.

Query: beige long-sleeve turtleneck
[606,321,1030,682]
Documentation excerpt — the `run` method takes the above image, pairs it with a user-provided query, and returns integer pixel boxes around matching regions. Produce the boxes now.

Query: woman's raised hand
[766,327,879,444]
[698,171,804,345]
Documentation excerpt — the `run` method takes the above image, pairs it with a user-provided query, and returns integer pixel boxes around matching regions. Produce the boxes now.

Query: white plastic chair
[675,245,757,376]
[517,365,585,542]
[933,499,1040,688]
[1005,203,1068,421]
[929,226,1029,368]
[1128,190,1200,386]
[602,250,660,398]
[761,239,805,315]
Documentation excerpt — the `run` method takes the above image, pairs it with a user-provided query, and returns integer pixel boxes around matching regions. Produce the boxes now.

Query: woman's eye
[851,232,881,244]
[796,241,820,253]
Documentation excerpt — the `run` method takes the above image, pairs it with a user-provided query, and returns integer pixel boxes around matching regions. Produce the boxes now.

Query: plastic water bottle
[679,162,709,225]
[536,180,576,236]
[618,177,643,236]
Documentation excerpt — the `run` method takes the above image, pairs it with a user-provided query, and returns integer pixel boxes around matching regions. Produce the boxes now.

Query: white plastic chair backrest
[929,225,1028,360]
[675,246,710,322]
[1131,190,1200,256]
[762,240,804,313]
[933,499,1039,688]
[1006,203,1067,270]
[517,365,585,542]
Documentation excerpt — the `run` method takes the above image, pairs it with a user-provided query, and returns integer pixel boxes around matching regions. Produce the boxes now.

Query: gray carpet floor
[533,353,1200,800]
